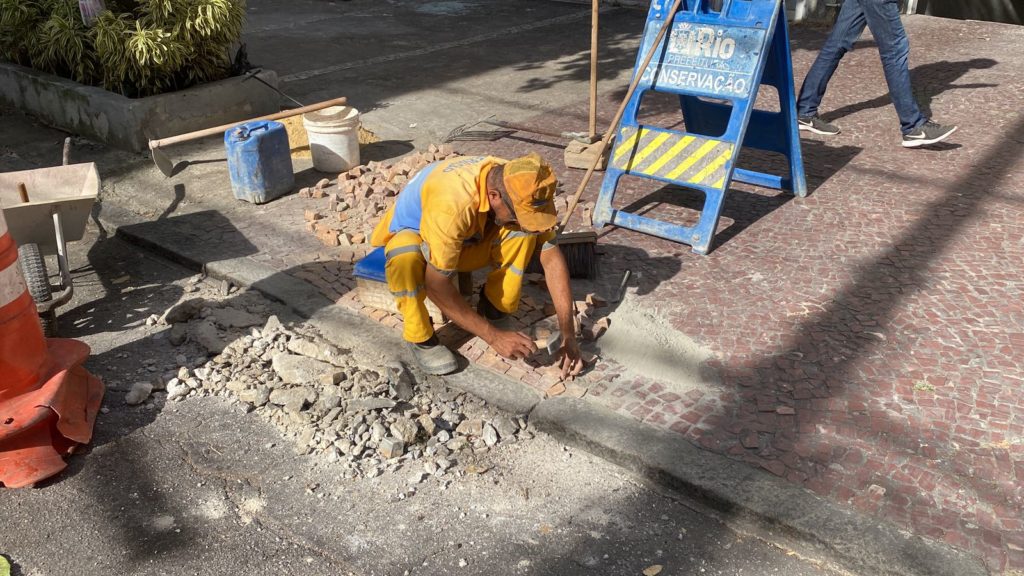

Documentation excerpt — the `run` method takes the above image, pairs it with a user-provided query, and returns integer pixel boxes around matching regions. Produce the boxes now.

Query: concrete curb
[0,63,281,151]
[95,203,989,576]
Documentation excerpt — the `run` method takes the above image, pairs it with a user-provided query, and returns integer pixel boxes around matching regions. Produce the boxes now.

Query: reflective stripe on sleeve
[421,242,456,277]
[495,229,533,245]
[427,262,457,278]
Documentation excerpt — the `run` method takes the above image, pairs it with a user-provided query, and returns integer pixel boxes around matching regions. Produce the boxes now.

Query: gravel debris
[154,294,531,481]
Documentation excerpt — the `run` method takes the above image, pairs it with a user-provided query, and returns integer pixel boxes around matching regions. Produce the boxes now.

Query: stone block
[378,437,404,459]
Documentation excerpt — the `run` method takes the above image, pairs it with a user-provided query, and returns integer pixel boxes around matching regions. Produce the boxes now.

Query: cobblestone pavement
[481,16,1023,572]
[17,12,1021,574]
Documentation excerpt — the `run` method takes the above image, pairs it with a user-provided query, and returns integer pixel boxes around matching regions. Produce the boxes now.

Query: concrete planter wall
[0,63,281,152]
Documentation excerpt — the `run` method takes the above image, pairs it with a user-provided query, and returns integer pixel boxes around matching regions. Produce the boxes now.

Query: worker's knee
[484,262,525,313]
[483,280,522,314]
[385,234,426,285]
[386,248,426,273]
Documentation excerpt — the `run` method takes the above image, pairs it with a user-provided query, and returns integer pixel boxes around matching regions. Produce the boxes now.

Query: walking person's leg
[860,0,957,146]
[860,0,923,133]
[796,0,869,134]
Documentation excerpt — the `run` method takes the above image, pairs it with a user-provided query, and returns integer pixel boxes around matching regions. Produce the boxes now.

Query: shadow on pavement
[703,113,1024,571]
[609,180,794,254]
[361,139,416,163]
[821,58,998,124]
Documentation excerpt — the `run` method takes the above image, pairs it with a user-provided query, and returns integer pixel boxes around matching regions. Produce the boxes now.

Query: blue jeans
[796,0,926,135]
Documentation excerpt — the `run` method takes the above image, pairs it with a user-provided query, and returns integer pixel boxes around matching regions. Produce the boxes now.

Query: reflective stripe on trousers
[385,227,539,343]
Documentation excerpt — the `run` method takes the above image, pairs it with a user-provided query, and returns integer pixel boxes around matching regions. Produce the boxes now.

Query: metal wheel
[18,243,58,337]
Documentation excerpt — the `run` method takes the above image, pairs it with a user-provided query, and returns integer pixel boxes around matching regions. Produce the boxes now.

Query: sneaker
[407,335,458,375]
[798,115,841,136]
[902,121,958,148]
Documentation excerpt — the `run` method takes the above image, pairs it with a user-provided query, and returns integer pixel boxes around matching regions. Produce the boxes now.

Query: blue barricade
[593,0,806,254]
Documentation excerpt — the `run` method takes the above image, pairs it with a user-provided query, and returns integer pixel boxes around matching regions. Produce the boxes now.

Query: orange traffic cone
[0,207,103,488]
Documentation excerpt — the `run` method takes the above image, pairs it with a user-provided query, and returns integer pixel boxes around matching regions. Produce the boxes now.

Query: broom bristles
[525,242,598,279]
[562,241,598,279]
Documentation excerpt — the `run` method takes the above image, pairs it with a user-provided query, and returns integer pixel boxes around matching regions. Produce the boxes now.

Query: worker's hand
[487,329,537,361]
[559,336,585,381]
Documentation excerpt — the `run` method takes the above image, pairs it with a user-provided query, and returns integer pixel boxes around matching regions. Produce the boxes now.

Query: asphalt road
[0,220,845,576]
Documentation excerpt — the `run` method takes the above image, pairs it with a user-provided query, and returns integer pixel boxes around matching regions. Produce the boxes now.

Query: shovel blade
[151,146,174,177]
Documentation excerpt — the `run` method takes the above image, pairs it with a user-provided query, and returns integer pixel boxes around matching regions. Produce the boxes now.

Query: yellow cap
[502,152,558,232]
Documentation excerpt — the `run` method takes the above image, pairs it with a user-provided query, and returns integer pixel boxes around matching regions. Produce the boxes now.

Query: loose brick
[761,460,787,477]
[317,229,340,247]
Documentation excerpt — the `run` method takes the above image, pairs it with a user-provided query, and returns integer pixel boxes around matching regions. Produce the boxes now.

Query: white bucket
[303,105,361,173]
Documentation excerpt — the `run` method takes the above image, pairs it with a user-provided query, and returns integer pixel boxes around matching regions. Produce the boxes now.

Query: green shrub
[0,0,246,97]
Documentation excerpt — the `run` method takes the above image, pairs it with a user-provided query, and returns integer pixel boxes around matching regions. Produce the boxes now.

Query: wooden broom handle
[559,0,682,233]
[589,0,599,140]
[149,96,349,150]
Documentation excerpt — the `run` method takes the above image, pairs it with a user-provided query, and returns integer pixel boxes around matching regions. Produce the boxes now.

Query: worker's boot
[477,287,513,330]
[407,335,458,376]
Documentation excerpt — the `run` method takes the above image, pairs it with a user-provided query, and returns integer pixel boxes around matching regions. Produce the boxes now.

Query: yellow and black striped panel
[611,126,735,190]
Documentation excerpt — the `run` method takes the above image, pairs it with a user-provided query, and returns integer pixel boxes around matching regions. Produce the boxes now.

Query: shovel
[148,96,349,177]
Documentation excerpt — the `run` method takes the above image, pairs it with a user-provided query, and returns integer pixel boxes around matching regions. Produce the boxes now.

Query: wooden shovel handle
[589,0,599,140]
[559,0,682,233]
[149,96,349,151]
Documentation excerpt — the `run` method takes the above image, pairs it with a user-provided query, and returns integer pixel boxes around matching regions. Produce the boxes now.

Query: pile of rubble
[129,293,531,484]
[299,145,459,249]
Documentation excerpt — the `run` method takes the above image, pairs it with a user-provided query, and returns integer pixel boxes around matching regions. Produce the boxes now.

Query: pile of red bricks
[299,144,459,251]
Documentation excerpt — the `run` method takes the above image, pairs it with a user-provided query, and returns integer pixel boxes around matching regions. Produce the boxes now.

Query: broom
[532,0,683,279]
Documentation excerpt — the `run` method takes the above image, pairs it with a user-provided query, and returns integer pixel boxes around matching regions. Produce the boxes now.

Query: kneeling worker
[369,153,583,379]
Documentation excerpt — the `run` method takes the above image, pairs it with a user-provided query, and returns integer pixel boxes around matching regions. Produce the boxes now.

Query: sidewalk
[3,1,1021,573]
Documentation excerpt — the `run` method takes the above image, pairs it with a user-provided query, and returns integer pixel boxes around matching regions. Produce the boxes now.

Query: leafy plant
[0,0,246,97]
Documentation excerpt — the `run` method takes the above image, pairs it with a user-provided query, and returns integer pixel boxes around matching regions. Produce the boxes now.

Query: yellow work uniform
[370,155,557,343]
